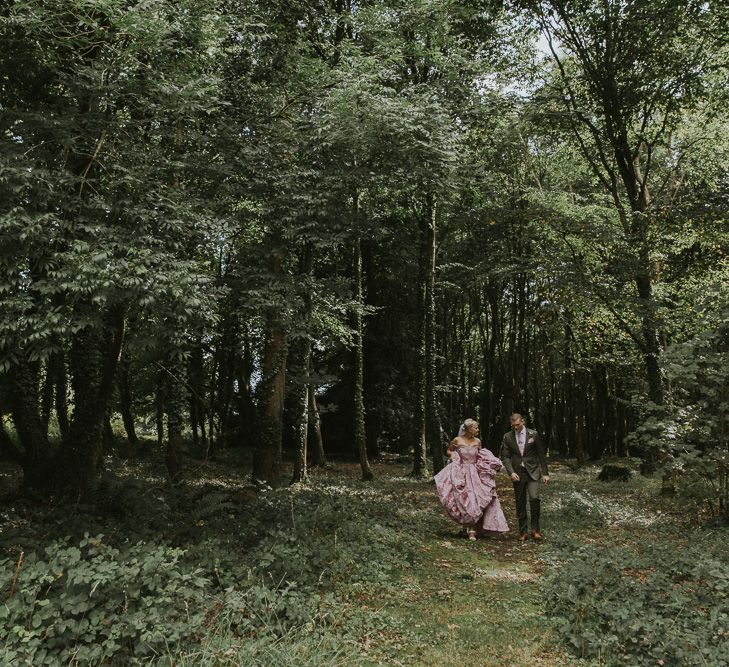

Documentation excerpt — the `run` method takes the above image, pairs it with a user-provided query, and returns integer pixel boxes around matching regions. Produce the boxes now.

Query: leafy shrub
[1,535,210,666]
[162,483,417,666]
[1,479,420,665]
[247,486,418,594]
[632,302,729,521]
[543,533,729,666]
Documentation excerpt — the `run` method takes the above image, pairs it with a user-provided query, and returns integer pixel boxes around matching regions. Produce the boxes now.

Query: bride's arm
[447,438,460,460]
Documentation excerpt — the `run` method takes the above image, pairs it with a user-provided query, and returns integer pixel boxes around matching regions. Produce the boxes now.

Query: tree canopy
[1,0,727,499]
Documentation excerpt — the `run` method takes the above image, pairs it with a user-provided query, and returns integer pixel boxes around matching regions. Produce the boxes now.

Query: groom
[500,413,550,541]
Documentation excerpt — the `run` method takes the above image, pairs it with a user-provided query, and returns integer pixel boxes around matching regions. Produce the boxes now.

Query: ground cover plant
[0,452,558,666]
[4,453,726,666]
[541,465,729,667]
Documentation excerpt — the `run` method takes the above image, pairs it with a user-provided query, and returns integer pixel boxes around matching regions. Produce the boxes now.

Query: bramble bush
[1,535,210,666]
[1,478,420,665]
[543,533,729,666]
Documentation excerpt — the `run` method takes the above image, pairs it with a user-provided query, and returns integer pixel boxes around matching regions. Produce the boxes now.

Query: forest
[1,0,728,665]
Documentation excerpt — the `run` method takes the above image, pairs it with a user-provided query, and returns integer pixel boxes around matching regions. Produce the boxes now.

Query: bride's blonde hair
[458,418,478,436]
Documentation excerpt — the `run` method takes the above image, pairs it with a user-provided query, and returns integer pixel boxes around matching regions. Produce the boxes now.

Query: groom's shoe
[519,532,529,541]
[531,530,543,541]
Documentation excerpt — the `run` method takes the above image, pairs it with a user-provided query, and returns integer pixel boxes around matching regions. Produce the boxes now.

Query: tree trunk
[207,346,218,453]
[237,331,255,450]
[188,341,208,456]
[0,414,22,463]
[102,412,114,451]
[118,350,139,445]
[592,367,612,459]
[353,214,374,482]
[574,370,586,462]
[308,380,327,467]
[156,370,165,449]
[362,239,382,460]
[165,354,186,484]
[64,310,125,494]
[40,359,53,433]
[253,254,287,486]
[485,284,504,449]
[411,204,429,479]
[8,358,52,487]
[290,244,314,484]
[211,314,236,451]
[423,194,445,473]
[52,351,69,441]
[635,273,664,406]
[533,351,544,448]
[615,377,628,457]
[290,341,310,484]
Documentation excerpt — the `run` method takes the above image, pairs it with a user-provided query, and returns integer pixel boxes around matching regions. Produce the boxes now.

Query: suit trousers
[513,465,541,533]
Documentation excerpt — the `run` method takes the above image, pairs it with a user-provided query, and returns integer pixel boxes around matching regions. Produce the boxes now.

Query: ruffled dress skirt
[434,446,509,533]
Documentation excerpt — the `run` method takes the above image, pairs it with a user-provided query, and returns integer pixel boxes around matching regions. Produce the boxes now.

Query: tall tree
[0,0,224,491]
[531,0,725,409]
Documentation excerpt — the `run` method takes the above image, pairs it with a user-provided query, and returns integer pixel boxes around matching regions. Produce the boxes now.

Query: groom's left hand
[542,475,550,484]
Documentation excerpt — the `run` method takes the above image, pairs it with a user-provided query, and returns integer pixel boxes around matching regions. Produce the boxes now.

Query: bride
[434,419,509,540]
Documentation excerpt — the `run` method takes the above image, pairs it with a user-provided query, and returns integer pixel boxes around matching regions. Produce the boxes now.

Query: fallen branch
[8,550,24,599]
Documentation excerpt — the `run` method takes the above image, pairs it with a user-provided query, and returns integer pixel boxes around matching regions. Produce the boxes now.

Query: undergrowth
[1,460,419,666]
[4,456,728,666]
[541,464,729,666]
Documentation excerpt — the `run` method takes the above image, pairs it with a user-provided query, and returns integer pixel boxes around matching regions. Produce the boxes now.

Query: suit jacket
[500,428,549,482]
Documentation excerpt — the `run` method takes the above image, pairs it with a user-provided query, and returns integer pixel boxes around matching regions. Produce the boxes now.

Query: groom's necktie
[518,430,525,456]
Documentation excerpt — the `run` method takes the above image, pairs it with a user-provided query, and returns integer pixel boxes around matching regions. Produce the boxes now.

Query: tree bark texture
[308,380,327,467]
[118,349,139,446]
[423,194,444,473]
[289,340,310,484]
[64,309,125,494]
[353,221,374,482]
[411,201,430,479]
[8,358,51,486]
[290,244,314,484]
[253,254,287,486]
[165,354,187,484]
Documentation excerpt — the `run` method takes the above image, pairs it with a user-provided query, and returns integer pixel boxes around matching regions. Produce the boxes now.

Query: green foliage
[0,0,224,361]
[625,297,729,520]
[161,481,420,664]
[247,486,417,592]
[167,618,348,667]
[0,535,209,666]
[543,533,729,666]
[549,492,608,531]
[0,470,421,665]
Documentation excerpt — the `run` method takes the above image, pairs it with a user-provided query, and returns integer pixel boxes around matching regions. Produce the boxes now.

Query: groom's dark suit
[500,427,549,535]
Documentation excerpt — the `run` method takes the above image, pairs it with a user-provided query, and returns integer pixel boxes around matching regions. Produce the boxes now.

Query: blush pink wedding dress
[434,445,509,534]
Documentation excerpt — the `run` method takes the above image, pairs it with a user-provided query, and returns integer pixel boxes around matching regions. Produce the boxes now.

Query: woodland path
[310,460,581,666]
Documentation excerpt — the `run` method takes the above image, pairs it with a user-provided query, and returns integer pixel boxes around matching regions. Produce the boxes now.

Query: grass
[1,450,714,666]
[295,463,581,666]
